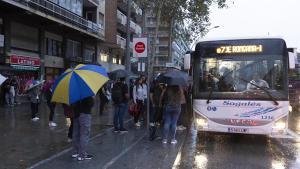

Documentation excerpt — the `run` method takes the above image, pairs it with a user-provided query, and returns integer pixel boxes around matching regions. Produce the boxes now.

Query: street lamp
[190,25,221,49]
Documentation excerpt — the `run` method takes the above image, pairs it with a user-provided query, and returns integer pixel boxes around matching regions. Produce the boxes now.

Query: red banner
[10,55,40,67]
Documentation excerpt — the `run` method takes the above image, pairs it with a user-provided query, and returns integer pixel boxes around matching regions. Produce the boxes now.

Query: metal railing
[117,35,126,49]
[121,0,142,16]
[117,10,127,25]
[14,0,104,37]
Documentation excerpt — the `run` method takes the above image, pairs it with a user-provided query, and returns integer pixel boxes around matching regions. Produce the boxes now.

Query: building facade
[143,8,190,74]
[99,0,142,72]
[0,0,143,95]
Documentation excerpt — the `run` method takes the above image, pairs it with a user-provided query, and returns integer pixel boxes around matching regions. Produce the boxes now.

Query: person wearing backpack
[111,78,129,133]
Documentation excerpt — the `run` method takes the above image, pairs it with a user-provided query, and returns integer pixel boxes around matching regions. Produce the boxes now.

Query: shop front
[5,54,40,95]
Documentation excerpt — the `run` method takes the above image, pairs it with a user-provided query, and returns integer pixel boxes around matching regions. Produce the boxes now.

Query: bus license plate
[228,128,248,133]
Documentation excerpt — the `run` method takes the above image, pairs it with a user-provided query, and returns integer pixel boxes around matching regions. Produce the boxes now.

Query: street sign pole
[133,37,149,129]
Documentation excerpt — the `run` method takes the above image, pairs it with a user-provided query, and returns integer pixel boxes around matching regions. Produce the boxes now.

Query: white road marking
[102,133,147,169]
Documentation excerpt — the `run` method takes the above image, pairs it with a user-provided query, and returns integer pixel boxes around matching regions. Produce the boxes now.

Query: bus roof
[196,36,284,43]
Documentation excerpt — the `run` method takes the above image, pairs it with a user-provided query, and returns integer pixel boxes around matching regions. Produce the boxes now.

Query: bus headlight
[272,116,287,131]
[195,113,208,128]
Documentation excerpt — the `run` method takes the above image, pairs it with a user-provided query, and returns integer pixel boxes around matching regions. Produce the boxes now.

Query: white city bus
[188,37,294,137]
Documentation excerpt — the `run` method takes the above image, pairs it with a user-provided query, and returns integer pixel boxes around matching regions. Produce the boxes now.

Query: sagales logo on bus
[223,101,261,107]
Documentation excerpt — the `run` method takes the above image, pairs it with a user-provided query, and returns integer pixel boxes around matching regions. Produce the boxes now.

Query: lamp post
[190,25,220,50]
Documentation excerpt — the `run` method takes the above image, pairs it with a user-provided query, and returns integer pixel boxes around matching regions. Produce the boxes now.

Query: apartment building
[0,0,106,85]
[144,8,190,74]
[99,0,142,72]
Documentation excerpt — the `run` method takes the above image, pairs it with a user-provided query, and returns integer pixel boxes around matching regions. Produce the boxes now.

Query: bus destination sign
[216,45,263,54]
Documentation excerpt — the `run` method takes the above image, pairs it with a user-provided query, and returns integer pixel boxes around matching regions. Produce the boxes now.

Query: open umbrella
[0,74,7,86]
[51,64,109,105]
[108,69,133,80]
[27,80,45,91]
[157,70,189,86]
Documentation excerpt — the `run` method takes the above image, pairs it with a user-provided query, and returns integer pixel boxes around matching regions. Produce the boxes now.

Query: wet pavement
[176,129,300,169]
[31,125,187,169]
[290,111,300,135]
[0,97,124,169]
[1,97,300,169]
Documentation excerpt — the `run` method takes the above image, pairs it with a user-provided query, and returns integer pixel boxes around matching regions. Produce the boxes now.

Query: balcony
[130,21,142,35]
[117,35,126,49]
[12,0,104,38]
[118,0,142,16]
[84,0,99,7]
[117,10,127,26]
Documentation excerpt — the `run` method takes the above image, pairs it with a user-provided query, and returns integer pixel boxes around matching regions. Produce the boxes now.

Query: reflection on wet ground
[0,99,118,169]
[178,129,300,169]
[289,111,300,135]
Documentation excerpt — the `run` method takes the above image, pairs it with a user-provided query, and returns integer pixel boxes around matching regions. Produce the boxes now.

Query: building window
[100,53,108,62]
[118,59,122,65]
[83,48,95,63]
[113,58,117,64]
[66,40,81,61]
[46,38,62,57]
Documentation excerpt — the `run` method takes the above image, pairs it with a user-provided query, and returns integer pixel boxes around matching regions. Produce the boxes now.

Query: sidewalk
[28,124,187,169]
[0,97,123,169]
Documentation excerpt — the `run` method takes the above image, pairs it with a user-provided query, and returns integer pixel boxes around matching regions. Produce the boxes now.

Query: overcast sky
[203,0,300,51]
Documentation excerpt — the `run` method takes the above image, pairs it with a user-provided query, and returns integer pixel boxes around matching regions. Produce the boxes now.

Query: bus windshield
[195,54,288,100]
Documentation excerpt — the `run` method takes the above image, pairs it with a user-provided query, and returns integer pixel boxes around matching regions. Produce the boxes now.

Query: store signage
[216,45,263,54]
[10,55,40,67]
[133,37,147,58]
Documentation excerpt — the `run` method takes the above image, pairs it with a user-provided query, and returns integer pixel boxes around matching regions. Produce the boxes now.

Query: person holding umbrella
[51,64,109,161]
[27,80,44,121]
[158,70,188,144]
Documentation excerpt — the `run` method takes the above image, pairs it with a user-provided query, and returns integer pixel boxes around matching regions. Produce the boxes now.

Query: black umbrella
[108,69,134,80]
[157,71,189,86]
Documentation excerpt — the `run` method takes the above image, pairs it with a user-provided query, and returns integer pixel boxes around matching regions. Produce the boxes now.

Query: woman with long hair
[161,85,182,144]
[132,78,145,127]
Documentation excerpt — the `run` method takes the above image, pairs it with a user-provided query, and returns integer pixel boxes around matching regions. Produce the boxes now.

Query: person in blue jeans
[112,78,129,133]
[71,96,94,161]
[161,85,182,144]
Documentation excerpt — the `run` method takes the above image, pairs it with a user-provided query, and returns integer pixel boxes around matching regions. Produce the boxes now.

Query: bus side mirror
[288,52,296,69]
[184,53,191,70]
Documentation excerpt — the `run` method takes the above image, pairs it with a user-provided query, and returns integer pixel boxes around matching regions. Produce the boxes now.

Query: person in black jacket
[71,96,95,161]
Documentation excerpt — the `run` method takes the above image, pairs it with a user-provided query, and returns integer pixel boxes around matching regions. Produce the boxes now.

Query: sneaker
[119,128,128,133]
[177,125,186,131]
[171,139,178,144]
[49,122,57,127]
[135,122,141,127]
[31,117,39,122]
[162,139,168,144]
[71,153,79,158]
[77,154,93,161]
[113,129,120,133]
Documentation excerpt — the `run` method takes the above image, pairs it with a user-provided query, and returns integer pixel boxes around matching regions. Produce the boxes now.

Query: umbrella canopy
[0,74,7,86]
[51,64,109,105]
[27,80,45,91]
[157,70,189,86]
[108,69,133,80]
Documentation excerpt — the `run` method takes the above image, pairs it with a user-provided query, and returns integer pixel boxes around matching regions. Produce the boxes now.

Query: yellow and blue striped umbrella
[51,64,109,105]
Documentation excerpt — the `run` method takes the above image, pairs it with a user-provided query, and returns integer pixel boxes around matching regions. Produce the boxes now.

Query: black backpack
[111,83,124,104]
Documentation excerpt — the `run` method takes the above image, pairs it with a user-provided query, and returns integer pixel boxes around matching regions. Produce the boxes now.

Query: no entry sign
[133,37,147,57]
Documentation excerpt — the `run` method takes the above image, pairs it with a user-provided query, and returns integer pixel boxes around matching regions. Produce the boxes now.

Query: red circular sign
[135,42,145,53]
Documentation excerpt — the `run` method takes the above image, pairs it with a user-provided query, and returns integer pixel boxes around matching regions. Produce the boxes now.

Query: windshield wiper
[240,78,279,105]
